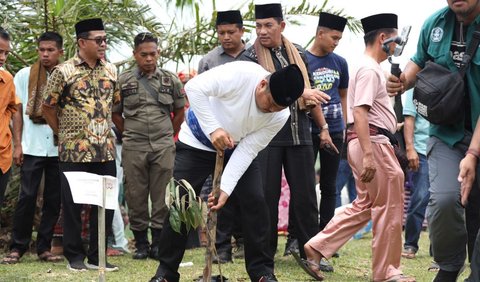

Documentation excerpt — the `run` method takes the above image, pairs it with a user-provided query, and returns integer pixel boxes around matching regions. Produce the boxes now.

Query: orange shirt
[0,69,19,173]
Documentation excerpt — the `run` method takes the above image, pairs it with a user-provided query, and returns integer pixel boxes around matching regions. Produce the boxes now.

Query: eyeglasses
[83,37,108,45]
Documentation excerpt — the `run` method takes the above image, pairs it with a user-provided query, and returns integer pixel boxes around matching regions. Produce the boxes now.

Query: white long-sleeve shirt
[178,61,290,195]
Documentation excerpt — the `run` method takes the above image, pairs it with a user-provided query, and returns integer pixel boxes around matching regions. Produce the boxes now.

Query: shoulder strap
[138,75,159,101]
[459,25,480,76]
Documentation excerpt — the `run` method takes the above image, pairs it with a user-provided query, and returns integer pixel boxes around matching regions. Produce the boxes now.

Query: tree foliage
[1,0,361,75]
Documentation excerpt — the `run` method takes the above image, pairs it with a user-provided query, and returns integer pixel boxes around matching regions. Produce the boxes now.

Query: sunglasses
[83,36,108,45]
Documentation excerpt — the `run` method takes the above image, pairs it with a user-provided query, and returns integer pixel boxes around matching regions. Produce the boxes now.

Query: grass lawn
[0,231,471,281]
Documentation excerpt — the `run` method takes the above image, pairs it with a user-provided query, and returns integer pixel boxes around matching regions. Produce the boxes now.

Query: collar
[73,53,106,67]
[0,69,4,83]
[135,67,160,80]
[219,40,247,56]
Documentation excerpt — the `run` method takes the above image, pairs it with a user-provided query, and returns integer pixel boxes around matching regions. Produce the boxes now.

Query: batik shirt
[43,55,120,163]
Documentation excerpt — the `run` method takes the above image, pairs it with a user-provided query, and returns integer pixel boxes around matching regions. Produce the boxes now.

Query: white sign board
[64,172,119,210]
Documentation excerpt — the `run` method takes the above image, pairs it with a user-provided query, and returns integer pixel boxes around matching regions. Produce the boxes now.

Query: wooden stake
[203,151,224,282]
[98,179,106,282]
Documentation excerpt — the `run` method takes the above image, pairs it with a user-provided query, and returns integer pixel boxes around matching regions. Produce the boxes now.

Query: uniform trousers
[259,145,319,262]
[122,146,175,231]
[59,161,115,264]
[306,139,404,281]
[10,155,61,255]
[154,142,273,282]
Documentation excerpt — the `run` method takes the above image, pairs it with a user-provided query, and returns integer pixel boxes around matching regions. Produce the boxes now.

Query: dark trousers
[0,168,11,211]
[10,155,61,255]
[216,195,243,254]
[59,161,115,264]
[312,132,344,230]
[259,145,319,262]
[155,142,273,282]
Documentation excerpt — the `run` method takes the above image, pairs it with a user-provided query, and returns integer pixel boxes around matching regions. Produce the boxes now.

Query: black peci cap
[75,18,105,36]
[255,3,283,19]
[361,13,397,34]
[269,64,304,107]
[216,10,243,26]
[318,12,347,32]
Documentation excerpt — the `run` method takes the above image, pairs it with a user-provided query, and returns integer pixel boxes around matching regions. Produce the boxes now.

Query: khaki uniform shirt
[114,67,185,151]
[43,55,120,163]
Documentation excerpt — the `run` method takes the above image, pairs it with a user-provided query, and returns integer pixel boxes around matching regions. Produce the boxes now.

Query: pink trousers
[307,139,405,281]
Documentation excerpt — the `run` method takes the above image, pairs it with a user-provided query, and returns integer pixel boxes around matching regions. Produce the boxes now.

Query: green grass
[0,232,471,281]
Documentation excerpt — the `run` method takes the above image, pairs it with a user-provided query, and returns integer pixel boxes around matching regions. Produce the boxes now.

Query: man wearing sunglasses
[43,18,120,272]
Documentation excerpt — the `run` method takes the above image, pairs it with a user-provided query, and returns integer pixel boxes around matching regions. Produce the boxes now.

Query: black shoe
[319,258,334,272]
[85,260,119,272]
[212,252,232,264]
[283,237,299,256]
[133,247,150,260]
[433,267,464,282]
[149,275,168,282]
[149,245,160,260]
[258,273,278,282]
[67,260,88,272]
[233,243,244,259]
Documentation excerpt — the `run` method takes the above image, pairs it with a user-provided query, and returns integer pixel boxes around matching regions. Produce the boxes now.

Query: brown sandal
[38,251,63,262]
[1,251,21,264]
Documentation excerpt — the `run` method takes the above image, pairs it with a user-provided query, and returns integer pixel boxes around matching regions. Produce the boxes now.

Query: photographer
[387,1,480,280]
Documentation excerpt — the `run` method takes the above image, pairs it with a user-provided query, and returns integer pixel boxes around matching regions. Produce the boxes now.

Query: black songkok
[216,10,243,26]
[361,13,398,34]
[318,12,347,32]
[255,3,283,19]
[75,18,105,36]
[270,64,304,107]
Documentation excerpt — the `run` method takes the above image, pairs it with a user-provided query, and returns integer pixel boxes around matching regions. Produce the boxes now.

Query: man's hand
[207,190,229,212]
[458,154,478,207]
[319,130,339,154]
[210,128,234,154]
[386,73,405,97]
[302,88,331,105]
[406,147,419,171]
[13,144,23,167]
[360,153,376,183]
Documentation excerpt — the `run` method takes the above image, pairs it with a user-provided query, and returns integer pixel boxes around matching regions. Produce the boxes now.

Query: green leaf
[55,0,65,16]
[169,207,181,233]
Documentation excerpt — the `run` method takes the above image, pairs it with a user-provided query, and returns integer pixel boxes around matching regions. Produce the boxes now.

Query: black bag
[413,61,465,125]
[413,29,480,125]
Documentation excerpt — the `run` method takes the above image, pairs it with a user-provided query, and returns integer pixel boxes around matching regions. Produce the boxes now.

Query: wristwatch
[321,123,329,131]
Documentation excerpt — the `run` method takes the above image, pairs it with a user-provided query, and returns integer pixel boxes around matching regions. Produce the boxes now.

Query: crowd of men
[1,0,480,281]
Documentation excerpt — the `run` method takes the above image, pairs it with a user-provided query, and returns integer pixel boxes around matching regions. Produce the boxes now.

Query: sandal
[428,261,440,272]
[107,248,124,257]
[401,247,416,259]
[1,251,21,264]
[38,251,63,262]
[291,251,325,281]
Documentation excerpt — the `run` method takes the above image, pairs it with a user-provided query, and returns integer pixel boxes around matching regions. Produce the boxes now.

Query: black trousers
[259,145,319,262]
[155,142,273,282]
[215,194,243,254]
[0,168,11,214]
[312,132,344,230]
[59,161,115,264]
[10,155,61,255]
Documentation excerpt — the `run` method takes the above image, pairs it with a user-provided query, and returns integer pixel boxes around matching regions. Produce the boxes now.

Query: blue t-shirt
[306,51,349,134]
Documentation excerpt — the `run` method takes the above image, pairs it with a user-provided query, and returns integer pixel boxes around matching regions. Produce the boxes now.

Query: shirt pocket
[121,82,139,117]
[157,89,174,113]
